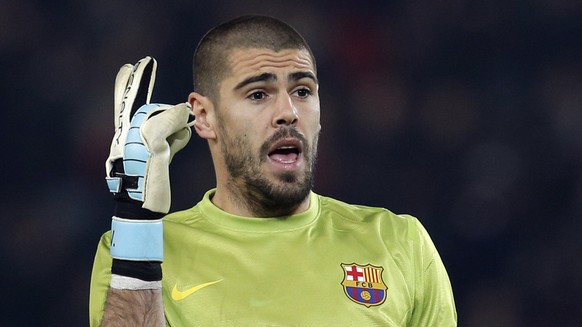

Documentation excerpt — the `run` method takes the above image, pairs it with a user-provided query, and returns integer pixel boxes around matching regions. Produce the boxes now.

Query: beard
[219,126,319,217]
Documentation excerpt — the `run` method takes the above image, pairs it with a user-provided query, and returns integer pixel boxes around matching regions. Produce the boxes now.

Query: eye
[293,87,312,99]
[247,90,267,101]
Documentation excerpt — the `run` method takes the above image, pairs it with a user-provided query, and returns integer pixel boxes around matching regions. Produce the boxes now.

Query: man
[90,15,457,326]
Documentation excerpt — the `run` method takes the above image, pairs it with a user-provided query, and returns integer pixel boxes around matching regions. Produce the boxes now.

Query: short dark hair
[193,15,316,102]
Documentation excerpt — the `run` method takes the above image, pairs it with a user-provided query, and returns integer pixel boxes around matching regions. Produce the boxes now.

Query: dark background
[1,0,582,325]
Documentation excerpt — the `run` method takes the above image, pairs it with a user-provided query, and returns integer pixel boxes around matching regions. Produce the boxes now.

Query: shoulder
[316,194,425,241]
[317,194,415,225]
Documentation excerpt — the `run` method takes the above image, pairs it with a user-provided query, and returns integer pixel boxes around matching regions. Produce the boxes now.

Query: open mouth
[267,140,302,164]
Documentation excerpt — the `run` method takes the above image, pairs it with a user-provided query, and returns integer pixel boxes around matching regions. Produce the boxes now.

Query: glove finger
[121,56,157,120]
[139,104,187,214]
[108,63,135,176]
[132,57,157,111]
[114,64,132,108]
[168,127,192,162]
[113,64,133,130]
[141,103,192,152]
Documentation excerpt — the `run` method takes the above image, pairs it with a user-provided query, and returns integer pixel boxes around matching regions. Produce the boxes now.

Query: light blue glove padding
[123,103,172,202]
[110,217,164,261]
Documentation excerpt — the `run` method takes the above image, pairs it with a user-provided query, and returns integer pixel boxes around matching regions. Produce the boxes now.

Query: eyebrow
[289,71,318,85]
[233,71,318,91]
[234,73,276,91]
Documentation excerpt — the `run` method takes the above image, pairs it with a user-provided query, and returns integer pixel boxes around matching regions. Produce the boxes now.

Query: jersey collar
[199,189,320,232]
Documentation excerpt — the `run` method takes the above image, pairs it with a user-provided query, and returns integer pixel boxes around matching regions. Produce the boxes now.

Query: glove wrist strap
[110,216,163,261]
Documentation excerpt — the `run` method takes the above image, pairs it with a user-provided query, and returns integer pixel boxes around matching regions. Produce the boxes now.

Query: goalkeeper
[90,15,457,326]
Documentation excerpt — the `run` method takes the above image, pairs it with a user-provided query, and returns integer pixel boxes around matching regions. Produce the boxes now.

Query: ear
[188,91,216,140]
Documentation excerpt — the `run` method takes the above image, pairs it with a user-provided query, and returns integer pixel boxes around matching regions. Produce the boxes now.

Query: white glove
[105,56,194,214]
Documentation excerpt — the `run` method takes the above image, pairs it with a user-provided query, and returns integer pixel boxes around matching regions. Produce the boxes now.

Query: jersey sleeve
[408,217,457,326]
[89,232,113,327]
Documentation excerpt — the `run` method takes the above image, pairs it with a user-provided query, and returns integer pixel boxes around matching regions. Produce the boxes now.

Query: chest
[161,225,415,326]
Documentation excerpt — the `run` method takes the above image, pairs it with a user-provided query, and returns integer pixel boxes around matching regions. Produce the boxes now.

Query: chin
[275,171,300,184]
[270,174,312,203]
[239,162,315,216]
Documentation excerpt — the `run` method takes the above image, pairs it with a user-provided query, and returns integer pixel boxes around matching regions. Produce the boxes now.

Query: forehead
[226,48,315,81]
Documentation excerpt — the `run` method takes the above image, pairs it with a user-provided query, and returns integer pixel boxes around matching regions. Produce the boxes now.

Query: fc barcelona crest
[340,263,388,307]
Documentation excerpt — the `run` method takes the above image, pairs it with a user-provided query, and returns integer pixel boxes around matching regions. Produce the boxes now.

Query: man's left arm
[410,218,457,326]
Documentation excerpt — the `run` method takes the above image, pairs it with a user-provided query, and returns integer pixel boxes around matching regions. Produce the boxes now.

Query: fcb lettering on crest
[340,263,388,307]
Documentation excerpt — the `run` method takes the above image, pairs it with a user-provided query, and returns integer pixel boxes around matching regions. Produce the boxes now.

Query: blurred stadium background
[1,0,581,325]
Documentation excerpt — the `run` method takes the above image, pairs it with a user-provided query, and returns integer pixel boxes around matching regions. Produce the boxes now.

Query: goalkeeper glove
[104,57,193,279]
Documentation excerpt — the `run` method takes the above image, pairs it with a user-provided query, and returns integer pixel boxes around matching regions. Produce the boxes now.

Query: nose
[272,94,298,127]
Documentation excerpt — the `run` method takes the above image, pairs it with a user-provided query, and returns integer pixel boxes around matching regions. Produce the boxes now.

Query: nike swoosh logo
[171,279,223,301]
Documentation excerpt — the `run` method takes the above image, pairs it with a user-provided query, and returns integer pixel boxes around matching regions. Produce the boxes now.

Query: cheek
[303,110,321,135]
[224,126,261,153]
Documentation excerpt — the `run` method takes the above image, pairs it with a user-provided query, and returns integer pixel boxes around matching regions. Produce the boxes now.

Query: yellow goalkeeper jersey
[90,190,457,326]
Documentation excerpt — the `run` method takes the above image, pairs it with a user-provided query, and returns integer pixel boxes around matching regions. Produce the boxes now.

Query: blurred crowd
[1,0,581,325]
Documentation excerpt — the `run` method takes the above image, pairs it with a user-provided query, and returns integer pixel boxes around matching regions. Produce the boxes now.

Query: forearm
[99,261,165,326]
[102,288,165,326]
